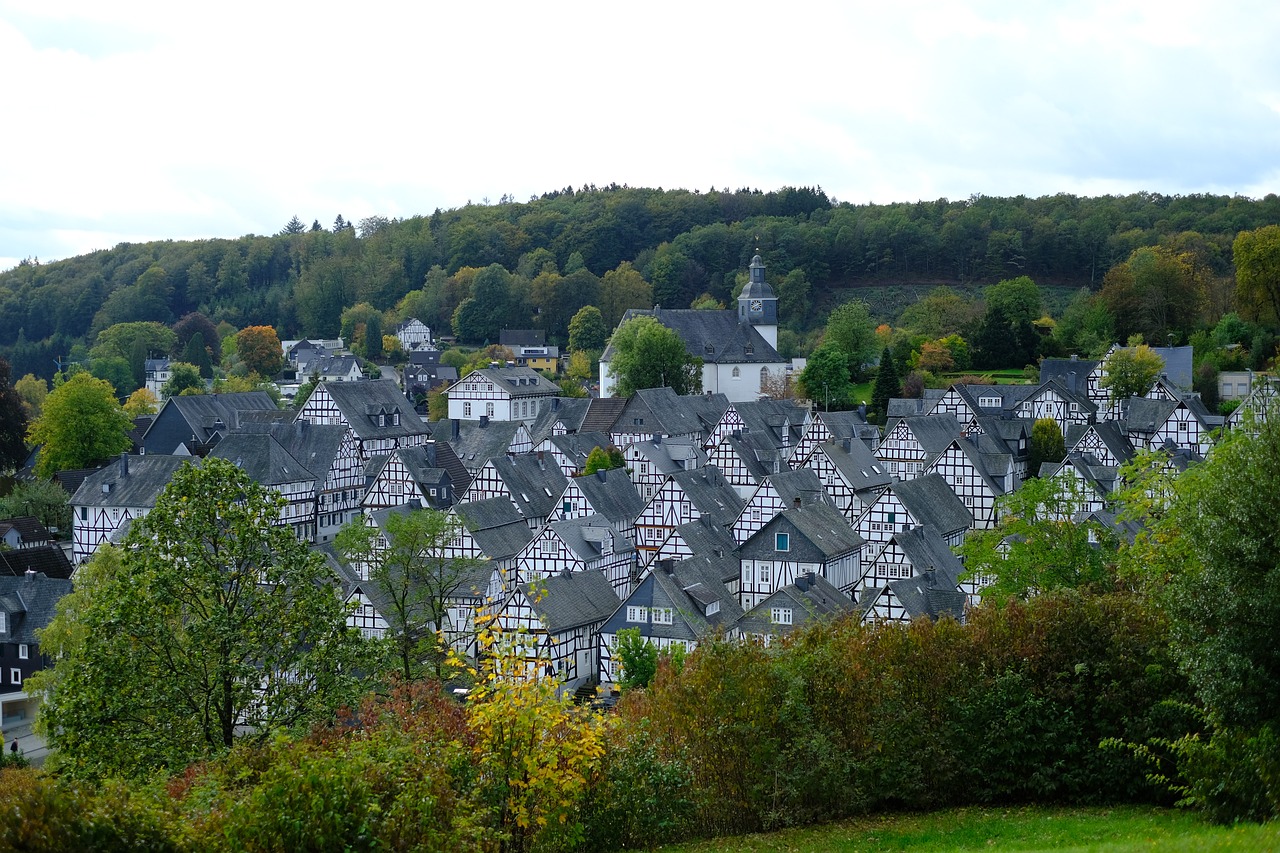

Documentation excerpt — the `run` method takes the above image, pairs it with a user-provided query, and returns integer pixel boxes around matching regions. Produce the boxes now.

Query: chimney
[552,397,560,411]
[120,452,129,477]
[595,468,607,482]
[1070,354,1079,362]
[425,439,437,468]
[793,496,802,509]
[841,437,852,452]
[858,402,867,420]
[479,414,489,427]
[451,419,460,440]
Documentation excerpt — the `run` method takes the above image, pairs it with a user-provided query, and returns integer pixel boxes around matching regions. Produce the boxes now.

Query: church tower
[737,252,778,348]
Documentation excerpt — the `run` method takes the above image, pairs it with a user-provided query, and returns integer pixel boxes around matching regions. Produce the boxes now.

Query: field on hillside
[664,805,1280,852]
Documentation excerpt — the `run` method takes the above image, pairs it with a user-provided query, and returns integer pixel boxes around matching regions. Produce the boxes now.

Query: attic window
[775,532,790,552]
[626,606,648,623]
[651,607,674,625]
[706,600,720,616]
[871,465,881,474]
[770,607,792,625]
[0,612,5,633]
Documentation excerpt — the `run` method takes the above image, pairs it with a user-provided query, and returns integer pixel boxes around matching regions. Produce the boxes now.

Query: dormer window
[393,412,400,425]
[378,414,386,427]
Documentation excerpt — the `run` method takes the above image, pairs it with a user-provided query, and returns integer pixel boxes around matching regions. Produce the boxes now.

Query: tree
[599,262,652,329]
[30,458,374,779]
[336,509,482,683]
[281,215,306,235]
[1027,418,1066,476]
[27,373,132,478]
[162,362,204,397]
[870,347,900,421]
[824,299,877,377]
[613,627,658,691]
[1101,343,1163,402]
[797,345,853,411]
[236,325,283,377]
[899,286,983,339]
[606,316,702,397]
[172,312,222,365]
[14,373,47,421]
[123,387,159,417]
[959,475,1112,606]
[90,355,136,396]
[0,479,70,539]
[568,306,608,353]
[181,331,214,378]
[984,275,1042,326]
[582,446,625,476]
[90,321,177,364]
[1234,224,1280,327]
[0,357,29,472]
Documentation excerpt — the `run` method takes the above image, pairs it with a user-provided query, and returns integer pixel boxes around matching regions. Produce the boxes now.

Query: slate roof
[891,525,965,582]
[500,330,545,348]
[462,520,533,564]
[1149,346,1194,390]
[210,433,317,486]
[764,468,833,510]
[893,414,963,452]
[579,397,628,435]
[1064,420,1135,465]
[718,431,784,481]
[857,570,967,623]
[71,455,190,509]
[615,387,709,438]
[817,438,893,492]
[741,502,864,562]
[319,380,428,441]
[629,435,707,475]
[457,366,559,398]
[735,399,809,450]
[0,516,54,548]
[886,389,947,418]
[573,467,646,524]
[600,554,743,642]
[891,473,973,536]
[1035,377,1098,416]
[549,517,634,564]
[603,307,784,366]
[667,516,740,561]
[669,466,745,527]
[1123,397,1181,434]
[486,455,569,522]
[735,573,857,636]
[143,391,280,451]
[0,545,74,580]
[543,432,612,472]
[0,571,73,645]
[521,569,621,633]
[1039,356,1100,393]
[440,419,524,472]
[923,437,1006,498]
[454,496,525,531]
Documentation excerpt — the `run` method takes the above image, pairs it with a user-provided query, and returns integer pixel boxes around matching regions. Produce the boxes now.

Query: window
[464,402,472,418]
[751,507,761,522]
[80,506,87,521]
[732,367,741,379]
[393,412,400,425]
[759,563,771,584]
[10,669,19,685]
[770,607,793,625]
[651,607,674,625]
[1179,420,1188,431]
[775,532,790,551]
[626,606,648,623]
[1,612,6,634]
[18,644,27,660]
[706,600,720,616]
[378,413,386,427]
[541,538,561,557]
[563,500,574,515]
[486,402,495,418]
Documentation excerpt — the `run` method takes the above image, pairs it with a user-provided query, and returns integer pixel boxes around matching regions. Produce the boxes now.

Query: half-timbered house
[0,517,54,551]
[393,318,433,351]
[645,516,740,578]
[790,408,879,468]
[513,517,637,594]
[876,414,962,481]
[210,433,319,540]
[609,387,716,447]
[447,498,535,594]
[730,468,831,545]
[362,441,465,513]
[445,366,560,424]
[1039,453,1119,519]
[295,379,428,462]
[705,430,785,498]
[597,554,742,686]
[1123,396,1216,455]
[461,453,569,530]
[1226,376,1279,430]
[533,432,612,477]
[854,473,972,568]
[1012,378,1096,431]
[801,437,893,520]
[734,572,857,642]
[861,523,970,605]
[495,570,621,685]
[622,435,706,501]
[634,465,744,556]
[856,568,967,625]
[922,436,1013,529]
[737,501,862,608]
[547,466,645,538]
[70,454,190,565]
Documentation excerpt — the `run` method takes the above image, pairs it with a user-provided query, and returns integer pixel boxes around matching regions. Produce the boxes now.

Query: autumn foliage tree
[235,325,283,377]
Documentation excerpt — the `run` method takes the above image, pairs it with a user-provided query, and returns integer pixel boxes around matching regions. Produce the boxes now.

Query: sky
[1,0,1278,272]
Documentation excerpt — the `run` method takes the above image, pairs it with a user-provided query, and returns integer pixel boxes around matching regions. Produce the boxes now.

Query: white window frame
[770,607,793,625]
[18,644,28,660]
[651,607,674,625]
[9,668,19,685]
[464,402,472,418]
[626,606,648,623]
[775,532,790,552]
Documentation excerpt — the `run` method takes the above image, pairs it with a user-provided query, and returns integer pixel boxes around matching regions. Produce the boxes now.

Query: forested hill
[3,185,1278,380]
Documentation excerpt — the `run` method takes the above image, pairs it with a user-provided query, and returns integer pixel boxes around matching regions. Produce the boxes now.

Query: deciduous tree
[1028,418,1066,476]
[1233,224,1280,327]
[0,358,29,472]
[568,305,607,353]
[236,325,284,377]
[14,373,47,421]
[606,316,702,397]
[824,299,877,377]
[28,372,131,477]
[1101,343,1163,402]
[797,345,852,411]
[30,458,375,779]
[123,387,159,417]
[162,362,204,397]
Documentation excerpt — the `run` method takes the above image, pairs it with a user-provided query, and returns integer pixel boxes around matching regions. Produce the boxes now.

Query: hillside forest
[3,186,1280,391]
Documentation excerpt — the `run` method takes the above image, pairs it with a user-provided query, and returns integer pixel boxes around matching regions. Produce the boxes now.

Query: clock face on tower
[749,299,763,312]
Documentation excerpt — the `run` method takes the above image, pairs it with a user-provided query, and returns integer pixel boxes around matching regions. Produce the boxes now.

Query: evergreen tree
[870,347,900,421]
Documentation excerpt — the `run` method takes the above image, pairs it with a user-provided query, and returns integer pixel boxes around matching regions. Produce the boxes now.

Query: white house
[446,366,559,424]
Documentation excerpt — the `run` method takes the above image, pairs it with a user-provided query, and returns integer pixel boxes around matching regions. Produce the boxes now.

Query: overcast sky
[2,1,1277,272]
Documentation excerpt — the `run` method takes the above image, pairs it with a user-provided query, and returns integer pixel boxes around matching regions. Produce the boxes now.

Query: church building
[599,254,788,403]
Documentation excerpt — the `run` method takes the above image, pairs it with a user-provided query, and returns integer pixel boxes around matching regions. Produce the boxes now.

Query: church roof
[603,308,783,365]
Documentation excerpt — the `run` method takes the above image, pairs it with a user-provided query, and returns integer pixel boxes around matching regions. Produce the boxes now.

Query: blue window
[775,532,790,552]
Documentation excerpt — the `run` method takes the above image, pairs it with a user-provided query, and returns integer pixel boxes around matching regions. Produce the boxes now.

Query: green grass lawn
[662,805,1280,852]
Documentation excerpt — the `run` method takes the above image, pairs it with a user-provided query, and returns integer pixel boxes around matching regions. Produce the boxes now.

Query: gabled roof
[384,441,469,495]
[572,467,646,524]
[628,435,707,474]
[735,399,809,449]
[548,517,634,563]
[441,419,525,472]
[453,366,559,398]
[890,525,965,583]
[818,438,893,492]
[521,569,621,633]
[1149,346,1194,390]
[486,455,569,521]
[735,573,856,636]
[71,454,190,509]
[1034,377,1098,416]
[579,397,628,434]
[668,465,745,526]
[763,468,832,510]
[1064,420,1135,465]
[925,436,1006,498]
[741,502,863,562]
[0,545,74,580]
[603,308,784,365]
[543,432,612,471]
[525,399,592,444]
[238,421,349,480]
[669,516,740,561]
[898,414,963,453]
[891,473,973,536]
[1039,356,1101,392]
[857,569,966,623]
[886,389,947,419]
[317,380,428,441]
[615,387,708,438]
[601,555,743,641]
[0,571,73,644]
[454,495,525,531]
[1123,397,1181,434]
[0,515,53,547]
[142,391,281,452]
[210,433,317,486]
[717,431,784,481]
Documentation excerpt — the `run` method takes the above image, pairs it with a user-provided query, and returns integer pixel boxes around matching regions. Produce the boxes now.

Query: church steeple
[737,251,778,348]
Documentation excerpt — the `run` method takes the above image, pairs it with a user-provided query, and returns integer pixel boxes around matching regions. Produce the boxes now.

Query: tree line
[4,187,1280,381]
